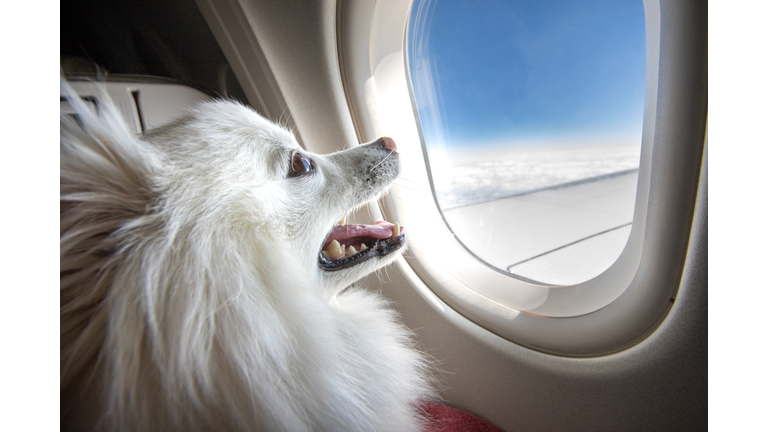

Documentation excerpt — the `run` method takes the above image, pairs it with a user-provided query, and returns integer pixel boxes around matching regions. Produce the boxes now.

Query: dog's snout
[359,137,397,154]
[380,137,397,153]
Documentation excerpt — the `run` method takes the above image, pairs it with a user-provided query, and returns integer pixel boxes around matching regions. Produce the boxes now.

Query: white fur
[60,79,434,431]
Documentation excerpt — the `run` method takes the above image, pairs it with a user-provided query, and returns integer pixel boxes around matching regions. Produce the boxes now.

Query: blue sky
[408,0,646,151]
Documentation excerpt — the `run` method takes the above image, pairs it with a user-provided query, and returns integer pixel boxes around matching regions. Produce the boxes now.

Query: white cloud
[432,145,641,209]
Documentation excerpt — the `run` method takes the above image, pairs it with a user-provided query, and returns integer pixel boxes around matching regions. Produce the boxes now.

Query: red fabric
[419,401,504,432]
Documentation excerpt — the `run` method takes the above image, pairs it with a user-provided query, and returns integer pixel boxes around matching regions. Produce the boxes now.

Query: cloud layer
[432,145,642,209]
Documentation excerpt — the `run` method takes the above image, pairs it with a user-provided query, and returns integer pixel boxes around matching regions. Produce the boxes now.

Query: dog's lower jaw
[321,239,407,293]
[318,232,405,272]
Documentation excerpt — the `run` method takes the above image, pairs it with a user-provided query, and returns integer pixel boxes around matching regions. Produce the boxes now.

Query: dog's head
[144,100,405,292]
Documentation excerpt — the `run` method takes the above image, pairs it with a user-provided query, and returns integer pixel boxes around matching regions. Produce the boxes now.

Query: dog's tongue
[323,221,400,249]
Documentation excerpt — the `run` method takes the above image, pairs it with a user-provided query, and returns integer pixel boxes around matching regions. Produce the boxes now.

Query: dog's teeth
[345,246,357,257]
[360,243,367,251]
[326,240,344,259]
[338,217,346,226]
[391,222,400,238]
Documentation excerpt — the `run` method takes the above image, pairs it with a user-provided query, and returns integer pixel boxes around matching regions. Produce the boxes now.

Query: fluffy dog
[60,80,434,431]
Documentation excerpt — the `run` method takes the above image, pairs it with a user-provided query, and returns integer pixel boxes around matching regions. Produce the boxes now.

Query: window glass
[407,0,646,285]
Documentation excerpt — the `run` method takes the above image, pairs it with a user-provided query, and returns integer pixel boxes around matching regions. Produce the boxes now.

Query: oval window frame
[336,0,706,356]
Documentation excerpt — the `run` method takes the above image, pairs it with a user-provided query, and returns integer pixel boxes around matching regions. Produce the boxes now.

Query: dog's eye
[289,151,313,176]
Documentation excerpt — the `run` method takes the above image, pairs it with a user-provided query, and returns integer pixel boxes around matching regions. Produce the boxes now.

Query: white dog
[60,80,434,431]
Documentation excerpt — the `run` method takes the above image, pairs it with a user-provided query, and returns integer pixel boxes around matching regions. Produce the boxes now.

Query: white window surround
[337,0,706,356]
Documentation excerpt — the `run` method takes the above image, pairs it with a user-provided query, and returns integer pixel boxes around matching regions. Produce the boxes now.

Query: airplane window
[407,0,646,285]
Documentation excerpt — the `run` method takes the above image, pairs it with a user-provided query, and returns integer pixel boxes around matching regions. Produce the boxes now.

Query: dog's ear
[60,80,161,233]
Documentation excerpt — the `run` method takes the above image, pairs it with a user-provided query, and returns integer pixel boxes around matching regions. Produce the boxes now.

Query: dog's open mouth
[318,219,405,271]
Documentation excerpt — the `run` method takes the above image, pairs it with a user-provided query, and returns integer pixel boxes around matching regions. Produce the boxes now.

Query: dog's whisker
[278,106,289,127]
[392,180,429,193]
[373,268,385,285]
[368,149,395,173]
